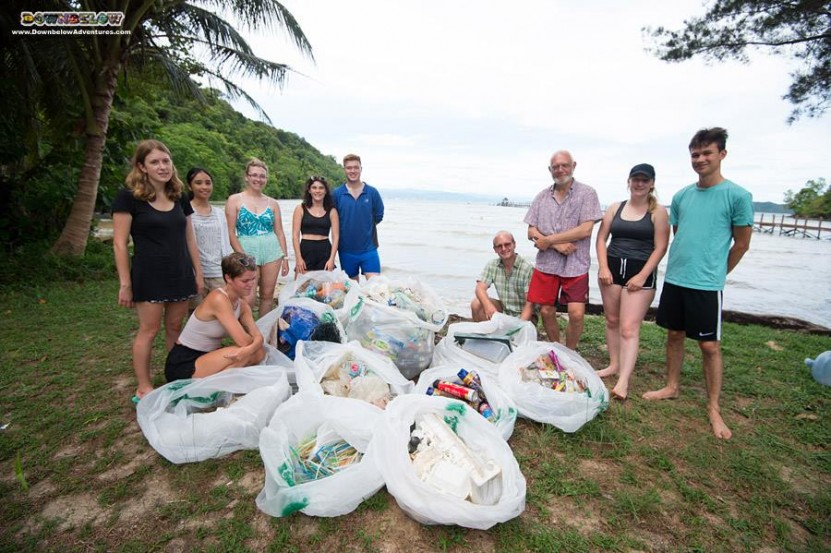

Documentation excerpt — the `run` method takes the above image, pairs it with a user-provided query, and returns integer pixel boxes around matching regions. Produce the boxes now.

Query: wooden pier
[754,214,828,239]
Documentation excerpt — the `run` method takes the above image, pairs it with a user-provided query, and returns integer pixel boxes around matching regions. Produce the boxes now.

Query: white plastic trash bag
[344,276,449,379]
[498,341,608,432]
[294,340,414,408]
[371,394,526,529]
[277,269,359,325]
[414,364,517,440]
[136,365,291,464]
[432,313,538,378]
[256,392,385,518]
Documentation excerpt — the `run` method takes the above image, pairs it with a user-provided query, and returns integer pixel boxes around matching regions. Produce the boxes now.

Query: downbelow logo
[20,11,125,27]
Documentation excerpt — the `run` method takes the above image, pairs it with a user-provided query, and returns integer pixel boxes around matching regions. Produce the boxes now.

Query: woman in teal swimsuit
[225,158,290,316]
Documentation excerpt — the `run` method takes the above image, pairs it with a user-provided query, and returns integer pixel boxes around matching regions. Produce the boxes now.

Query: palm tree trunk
[50,66,118,257]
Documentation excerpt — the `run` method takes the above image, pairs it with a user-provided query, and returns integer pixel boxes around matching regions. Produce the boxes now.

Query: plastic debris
[520,349,588,394]
[288,423,363,484]
[409,412,501,504]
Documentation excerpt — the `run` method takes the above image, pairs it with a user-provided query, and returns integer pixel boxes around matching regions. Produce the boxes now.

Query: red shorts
[527,270,589,306]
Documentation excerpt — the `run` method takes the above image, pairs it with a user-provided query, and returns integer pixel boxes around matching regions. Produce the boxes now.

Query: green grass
[0,275,829,552]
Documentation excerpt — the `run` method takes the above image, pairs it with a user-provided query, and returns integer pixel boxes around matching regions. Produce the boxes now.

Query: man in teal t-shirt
[643,127,753,441]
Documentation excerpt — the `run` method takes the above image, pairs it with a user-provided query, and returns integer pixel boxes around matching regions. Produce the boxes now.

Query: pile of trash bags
[135,271,610,529]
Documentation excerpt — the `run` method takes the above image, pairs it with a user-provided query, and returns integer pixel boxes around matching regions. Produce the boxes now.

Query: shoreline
[445,307,831,337]
[579,303,830,336]
[446,305,831,337]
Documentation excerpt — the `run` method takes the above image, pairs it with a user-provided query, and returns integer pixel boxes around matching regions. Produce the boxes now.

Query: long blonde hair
[125,139,184,202]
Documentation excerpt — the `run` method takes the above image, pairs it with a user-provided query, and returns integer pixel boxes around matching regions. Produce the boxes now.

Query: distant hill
[753,202,791,214]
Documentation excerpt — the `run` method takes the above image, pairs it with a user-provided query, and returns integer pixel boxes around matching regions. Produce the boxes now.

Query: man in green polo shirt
[471,231,534,321]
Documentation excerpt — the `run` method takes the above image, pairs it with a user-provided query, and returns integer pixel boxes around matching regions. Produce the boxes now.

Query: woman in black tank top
[291,176,340,274]
[594,164,670,400]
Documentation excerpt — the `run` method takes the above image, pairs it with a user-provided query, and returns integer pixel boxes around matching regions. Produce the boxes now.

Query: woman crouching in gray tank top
[165,252,266,382]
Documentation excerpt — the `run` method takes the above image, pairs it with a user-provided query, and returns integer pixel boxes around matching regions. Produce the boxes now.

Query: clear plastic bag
[497,341,608,432]
[370,394,526,529]
[136,365,291,464]
[256,392,385,517]
[343,276,449,380]
[432,313,538,378]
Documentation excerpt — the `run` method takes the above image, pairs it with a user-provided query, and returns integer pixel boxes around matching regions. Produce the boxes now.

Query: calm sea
[275,199,831,329]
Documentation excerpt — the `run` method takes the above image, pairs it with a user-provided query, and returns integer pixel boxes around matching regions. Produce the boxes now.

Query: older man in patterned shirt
[524,150,602,349]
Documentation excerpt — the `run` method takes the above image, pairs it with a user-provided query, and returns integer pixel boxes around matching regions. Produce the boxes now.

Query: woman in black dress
[113,140,204,400]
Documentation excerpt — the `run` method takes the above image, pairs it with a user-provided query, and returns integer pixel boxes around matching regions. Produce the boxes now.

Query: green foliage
[111,73,346,202]
[644,0,831,122]
[133,83,344,202]
[0,239,116,288]
[784,178,830,217]
[0,68,343,248]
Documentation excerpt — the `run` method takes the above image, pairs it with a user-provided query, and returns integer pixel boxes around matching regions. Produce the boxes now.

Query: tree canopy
[644,1,831,123]
[785,178,831,217]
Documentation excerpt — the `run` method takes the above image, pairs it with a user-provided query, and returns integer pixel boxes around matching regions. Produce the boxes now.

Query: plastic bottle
[478,401,496,422]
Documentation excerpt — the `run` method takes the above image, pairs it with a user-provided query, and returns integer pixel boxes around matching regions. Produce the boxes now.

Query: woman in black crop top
[594,163,670,400]
[291,176,340,274]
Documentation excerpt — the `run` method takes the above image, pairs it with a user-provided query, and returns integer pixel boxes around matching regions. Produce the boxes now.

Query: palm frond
[197,66,276,125]
[192,0,314,60]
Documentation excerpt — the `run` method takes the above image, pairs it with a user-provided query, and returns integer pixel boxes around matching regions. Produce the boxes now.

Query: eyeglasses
[308,175,327,184]
[247,172,267,180]
[238,255,257,269]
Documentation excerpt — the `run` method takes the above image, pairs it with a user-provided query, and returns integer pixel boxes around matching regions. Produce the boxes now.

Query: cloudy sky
[230,0,830,204]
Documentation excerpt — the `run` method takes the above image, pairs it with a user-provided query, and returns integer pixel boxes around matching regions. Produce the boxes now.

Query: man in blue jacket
[332,154,384,281]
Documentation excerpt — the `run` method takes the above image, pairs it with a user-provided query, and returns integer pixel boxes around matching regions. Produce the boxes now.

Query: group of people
[115,127,752,440]
[472,127,752,439]
[113,142,384,401]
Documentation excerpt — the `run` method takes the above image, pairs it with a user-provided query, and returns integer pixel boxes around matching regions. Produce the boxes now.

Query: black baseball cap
[629,163,655,179]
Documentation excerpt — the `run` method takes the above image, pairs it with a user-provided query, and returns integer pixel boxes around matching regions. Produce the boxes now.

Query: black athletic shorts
[607,256,656,289]
[165,343,206,382]
[300,239,333,271]
[656,282,722,341]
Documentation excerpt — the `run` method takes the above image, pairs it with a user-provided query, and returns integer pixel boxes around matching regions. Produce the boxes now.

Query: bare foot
[642,386,679,400]
[611,384,628,401]
[596,366,619,378]
[707,407,732,440]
